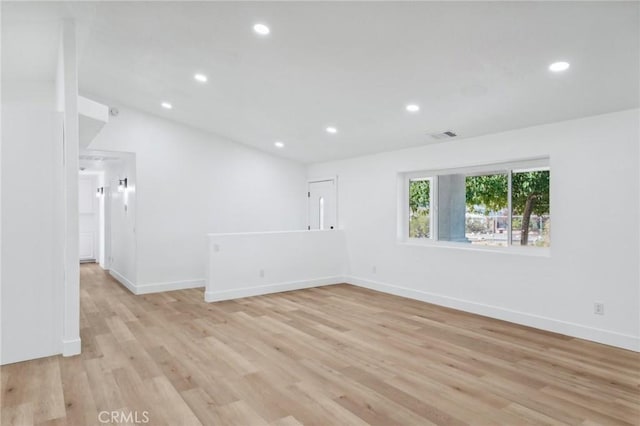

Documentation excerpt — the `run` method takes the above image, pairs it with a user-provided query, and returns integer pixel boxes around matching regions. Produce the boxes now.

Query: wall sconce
[96,187,104,198]
[118,178,128,193]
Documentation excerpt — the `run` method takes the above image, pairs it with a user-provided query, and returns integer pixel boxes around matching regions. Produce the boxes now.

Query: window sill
[397,239,551,257]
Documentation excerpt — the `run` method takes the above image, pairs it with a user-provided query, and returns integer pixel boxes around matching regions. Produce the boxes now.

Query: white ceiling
[3,2,639,163]
[79,149,133,172]
[1,4,60,83]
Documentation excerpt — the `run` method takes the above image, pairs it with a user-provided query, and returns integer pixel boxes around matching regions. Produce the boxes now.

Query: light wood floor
[1,264,639,425]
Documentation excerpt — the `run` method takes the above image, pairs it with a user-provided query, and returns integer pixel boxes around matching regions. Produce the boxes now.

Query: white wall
[308,109,640,351]
[1,17,83,363]
[1,1,3,369]
[104,155,137,291]
[1,90,65,364]
[205,230,347,301]
[1,18,81,364]
[96,172,105,266]
[88,104,307,292]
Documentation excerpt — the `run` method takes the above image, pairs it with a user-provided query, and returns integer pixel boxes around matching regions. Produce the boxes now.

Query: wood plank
[0,263,637,425]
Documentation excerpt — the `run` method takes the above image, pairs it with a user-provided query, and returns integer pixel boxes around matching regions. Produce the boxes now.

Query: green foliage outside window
[409,170,550,246]
[409,180,430,238]
[466,170,550,245]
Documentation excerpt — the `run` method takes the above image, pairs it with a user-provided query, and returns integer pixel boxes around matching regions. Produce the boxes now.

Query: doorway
[308,178,337,230]
[79,172,101,262]
[79,150,136,274]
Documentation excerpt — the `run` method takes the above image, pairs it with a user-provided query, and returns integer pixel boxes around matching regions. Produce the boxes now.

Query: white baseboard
[347,276,640,352]
[110,269,204,295]
[1,347,65,366]
[62,338,81,357]
[205,276,345,302]
[109,269,137,294]
[136,279,205,295]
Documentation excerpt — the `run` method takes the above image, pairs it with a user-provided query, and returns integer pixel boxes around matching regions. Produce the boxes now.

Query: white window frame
[398,157,550,256]
[406,176,435,240]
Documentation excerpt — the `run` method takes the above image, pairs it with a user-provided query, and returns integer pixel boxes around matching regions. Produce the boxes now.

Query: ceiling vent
[79,155,118,162]
[427,131,457,140]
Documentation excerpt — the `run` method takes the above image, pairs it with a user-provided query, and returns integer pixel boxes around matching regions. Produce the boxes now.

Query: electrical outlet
[372,265,377,274]
[259,269,265,278]
[594,303,604,315]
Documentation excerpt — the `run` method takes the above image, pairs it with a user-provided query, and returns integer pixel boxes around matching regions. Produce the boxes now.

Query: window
[511,169,550,247]
[403,159,550,250]
[409,178,432,238]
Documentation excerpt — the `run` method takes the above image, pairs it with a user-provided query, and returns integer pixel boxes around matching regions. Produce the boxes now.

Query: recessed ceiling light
[274,141,285,148]
[253,23,270,36]
[326,126,338,134]
[406,104,420,113]
[549,61,570,72]
[194,73,208,83]
[161,102,173,109]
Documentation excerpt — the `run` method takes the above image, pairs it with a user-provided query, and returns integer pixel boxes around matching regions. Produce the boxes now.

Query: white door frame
[307,176,338,230]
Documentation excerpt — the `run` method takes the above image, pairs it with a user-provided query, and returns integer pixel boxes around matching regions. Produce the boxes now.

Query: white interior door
[308,179,336,230]
[79,175,98,261]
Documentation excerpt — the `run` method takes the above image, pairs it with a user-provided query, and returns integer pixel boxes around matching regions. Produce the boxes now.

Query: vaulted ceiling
[3,1,639,163]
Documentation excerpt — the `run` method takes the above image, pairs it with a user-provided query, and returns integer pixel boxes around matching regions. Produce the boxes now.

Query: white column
[61,19,81,356]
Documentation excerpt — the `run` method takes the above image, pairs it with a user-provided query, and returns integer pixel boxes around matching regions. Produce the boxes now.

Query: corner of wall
[109,269,138,295]
[109,269,205,295]
[60,18,81,356]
